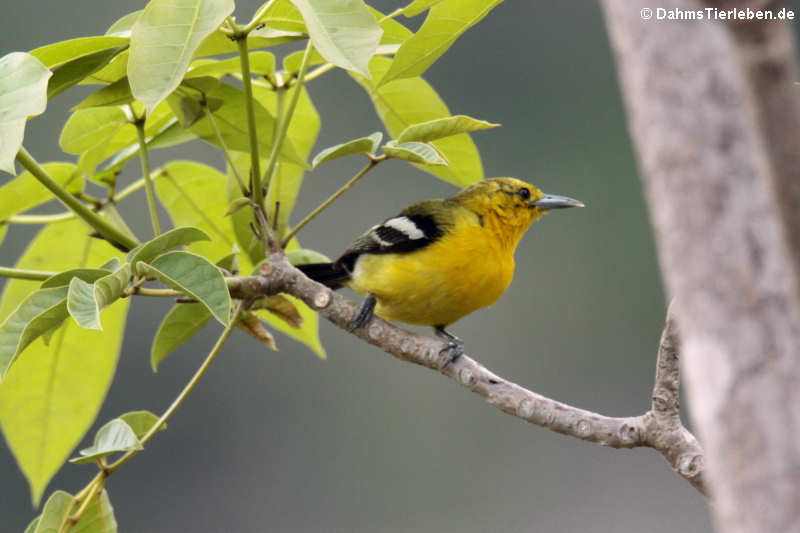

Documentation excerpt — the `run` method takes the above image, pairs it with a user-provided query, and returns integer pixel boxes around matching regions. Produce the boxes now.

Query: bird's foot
[434,326,464,365]
[349,293,376,332]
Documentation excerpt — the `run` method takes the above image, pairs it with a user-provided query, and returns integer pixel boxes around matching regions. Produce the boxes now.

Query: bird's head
[455,177,584,224]
[453,177,584,247]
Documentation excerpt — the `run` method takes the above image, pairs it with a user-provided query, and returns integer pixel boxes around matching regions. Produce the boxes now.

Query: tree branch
[228,257,707,494]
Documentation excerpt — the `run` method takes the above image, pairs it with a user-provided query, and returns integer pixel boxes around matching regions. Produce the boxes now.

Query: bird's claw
[439,338,464,365]
[349,293,376,332]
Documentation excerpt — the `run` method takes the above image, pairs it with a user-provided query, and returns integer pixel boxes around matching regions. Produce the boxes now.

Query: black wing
[335,211,444,273]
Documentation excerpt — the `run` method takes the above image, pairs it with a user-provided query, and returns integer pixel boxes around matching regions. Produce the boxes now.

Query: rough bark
[602,1,800,531]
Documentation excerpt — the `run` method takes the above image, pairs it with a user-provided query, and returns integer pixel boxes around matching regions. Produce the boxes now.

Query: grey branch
[228,257,706,494]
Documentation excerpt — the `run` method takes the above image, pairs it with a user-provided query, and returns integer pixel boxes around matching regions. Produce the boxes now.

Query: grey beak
[530,194,585,209]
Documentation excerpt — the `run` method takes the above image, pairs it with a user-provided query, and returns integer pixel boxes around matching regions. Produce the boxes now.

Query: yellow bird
[297,177,584,360]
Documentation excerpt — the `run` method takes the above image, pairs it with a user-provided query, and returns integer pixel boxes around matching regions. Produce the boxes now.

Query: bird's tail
[296,262,349,290]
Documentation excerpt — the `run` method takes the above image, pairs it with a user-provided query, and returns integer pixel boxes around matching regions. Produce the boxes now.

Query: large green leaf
[73,78,134,110]
[0,286,69,378]
[185,52,276,79]
[106,10,143,37]
[136,251,231,325]
[41,268,112,289]
[128,226,211,265]
[396,115,499,143]
[172,81,306,166]
[0,218,128,505]
[155,161,239,262]
[351,56,483,186]
[0,162,83,221]
[312,132,381,168]
[70,418,142,464]
[379,0,502,85]
[29,37,129,69]
[0,52,51,174]
[288,0,382,77]
[370,6,413,45]
[151,303,212,371]
[32,488,118,533]
[401,0,446,17]
[128,0,235,113]
[59,106,128,155]
[47,46,128,100]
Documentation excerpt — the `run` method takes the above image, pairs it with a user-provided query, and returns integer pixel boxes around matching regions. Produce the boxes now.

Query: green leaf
[369,7,413,45]
[312,132,381,168]
[83,50,129,85]
[397,115,499,143]
[67,278,103,330]
[193,27,303,58]
[282,48,326,75]
[288,0,382,77]
[401,0,445,17]
[286,248,330,265]
[71,489,117,533]
[35,491,73,533]
[260,0,306,33]
[70,418,142,464]
[151,303,212,371]
[215,248,240,274]
[383,140,447,165]
[155,161,239,263]
[128,0,235,113]
[0,287,69,378]
[0,52,51,174]
[59,106,128,155]
[107,10,143,37]
[73,78,134,110]
[256,294,324,358]
[66,264,131,331]
[137,251,231,325]
[379,0,502,85]
[128,226,211,265]
[171,82,306,167]
[185,52,276,79]
[0,218,128,504]
[41,268,111,289]
[23,516,39,533]
[29,36,129,69]
[119,410,164,439]
[47,46,128,100]
[0,162,83,221]
[92,264,132,312]
[351,56,483,186]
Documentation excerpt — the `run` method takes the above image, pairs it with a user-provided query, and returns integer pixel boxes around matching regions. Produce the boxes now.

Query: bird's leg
[349,293,376,332]
[434,325,464,364]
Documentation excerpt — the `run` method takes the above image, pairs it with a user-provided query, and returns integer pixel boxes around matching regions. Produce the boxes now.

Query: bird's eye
[518,188,531,201]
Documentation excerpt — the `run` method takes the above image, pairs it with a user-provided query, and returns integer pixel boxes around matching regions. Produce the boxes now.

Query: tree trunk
[601,1,800,532]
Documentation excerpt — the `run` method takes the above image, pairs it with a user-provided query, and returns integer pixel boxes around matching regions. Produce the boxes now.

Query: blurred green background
[0,1,730,531]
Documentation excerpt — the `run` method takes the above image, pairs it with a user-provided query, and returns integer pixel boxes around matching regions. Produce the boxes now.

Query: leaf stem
[15,148,139,251]
[281,157,383,247]
[236,37,263,207]
[132,111,162,236]
[106,302,243,473]
[262,39,314,202]
[242,0,276,34]
[0,266,56,280]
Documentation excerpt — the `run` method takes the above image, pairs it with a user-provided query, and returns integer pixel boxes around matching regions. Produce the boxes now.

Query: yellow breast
[348,222,515,327]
